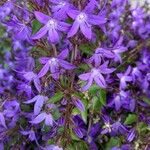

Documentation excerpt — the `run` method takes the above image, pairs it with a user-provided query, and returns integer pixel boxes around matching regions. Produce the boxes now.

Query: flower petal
[59,60,75,70]
[34,96,45,115]
[73,99,85,112]
[94,75,106,88]
[80,22,92,40]
[33,78,41,93]
[67,10,79,19]
[38,62,50,78]
[79,72,91,81]
[45,114,53,126]
[0,113,7,129]
[30,112,46,124]
[24,95,38,104]
[48,29,59,43]
[81,77,93,91]
[34,11,50,24]
[67,20,80,38]
[57,49,69,59]
[32,25,48,39]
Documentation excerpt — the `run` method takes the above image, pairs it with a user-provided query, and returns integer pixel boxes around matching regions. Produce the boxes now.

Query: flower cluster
[0,0,150,150]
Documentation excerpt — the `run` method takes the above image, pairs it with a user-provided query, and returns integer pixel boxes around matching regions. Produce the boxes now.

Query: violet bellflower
[30,112,53,126]
[108,90,135,112]
[87,36,127,65]
[117,66,133,89]
[72,97,85,112]
[67,4,106,40]
[24,95,48,115]
[32,11,70,43]
[0,112,7,129]
[44,144,63,150]
[23,71,41,93]
[6,16,32,42]
[38,49,75,79]
[79,61,115,91]
[20,130,36,142]
[50,0,73,20]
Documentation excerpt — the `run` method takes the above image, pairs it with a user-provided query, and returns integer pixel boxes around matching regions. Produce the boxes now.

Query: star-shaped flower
[79,61,115,91]
[38,49,75,79]
[67,5,106,40]
[23,71,41,93]
[117,66,132,89]
[32,11,70,43]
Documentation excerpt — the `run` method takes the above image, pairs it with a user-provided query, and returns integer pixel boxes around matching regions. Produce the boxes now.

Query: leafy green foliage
[124,114,138,125]
[105,137,121,150]
[32,20,42,34]
[48,91,64,103]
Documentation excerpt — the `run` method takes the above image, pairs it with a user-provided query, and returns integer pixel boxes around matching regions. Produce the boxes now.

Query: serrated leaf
[48,92,63,103]
[124,114,137,125]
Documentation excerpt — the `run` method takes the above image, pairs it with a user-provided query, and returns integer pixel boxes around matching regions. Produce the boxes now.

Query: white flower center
[91,68,100,77]
[49,58,58,65]
[47,19,57,29]
[77,13,87,22]
[105,123,112,132]
[59,1,66,6]
[121,76,125,82]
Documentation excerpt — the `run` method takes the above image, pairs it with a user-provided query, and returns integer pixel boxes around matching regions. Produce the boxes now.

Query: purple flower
[50,0,72,19]
[6,16,32,42]
[127,129,136,142]
[38,49,75,79]
[73,127,84,138]
[87,48,114,67]
[23,71,41,93]
[79,61,115,91]
[72,97,85,112]
[67,6,106,39]
[117,66,132,89]
[44,144,63,150]
[131,67,142,82]
[32,11,70,43]
[0,112,7,129]
[24,95,48,115]
[20,130,36,141]
[30,112,53,126]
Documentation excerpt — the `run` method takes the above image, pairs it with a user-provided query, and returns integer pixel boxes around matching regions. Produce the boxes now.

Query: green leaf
[72,108,80,115]
[89,85,106,111]
[92,96,102,112]
[88,84,101,95]
[70,129,81,141]
[48,92,63,103]
[105,137,120,150]
[32,20,42,34]
[79,43,93,55]
[81,109,87,124]
[124,114,137,125]
[74,141,89,150]
[52,108,61,120]
[143,97,150,105]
